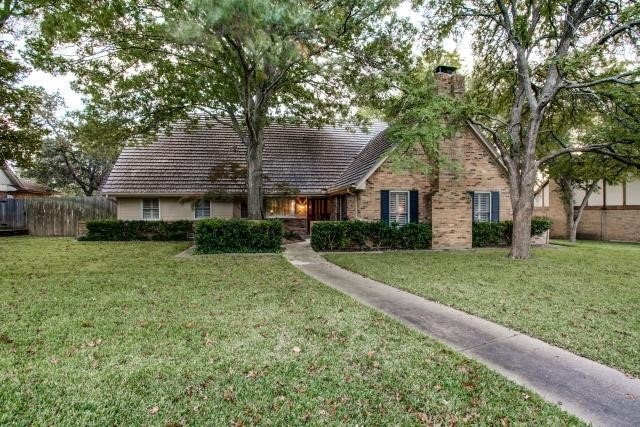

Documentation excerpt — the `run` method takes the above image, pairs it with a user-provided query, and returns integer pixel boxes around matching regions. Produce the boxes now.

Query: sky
[20,2,474,115]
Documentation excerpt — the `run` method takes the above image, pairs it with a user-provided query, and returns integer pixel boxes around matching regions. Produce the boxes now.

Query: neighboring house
[0,162,56,199]
[534,179,640,242]
[101,69,512,249]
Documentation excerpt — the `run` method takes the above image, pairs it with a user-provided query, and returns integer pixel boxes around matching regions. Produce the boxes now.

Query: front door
[307,198,330,231]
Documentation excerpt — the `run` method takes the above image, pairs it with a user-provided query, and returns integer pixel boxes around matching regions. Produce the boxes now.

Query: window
[473,192,491,222]
[266,198,295,218]
[337,195,348,220]
[194,200,211,219]
[389,191,409,225]
[142,198,160,220]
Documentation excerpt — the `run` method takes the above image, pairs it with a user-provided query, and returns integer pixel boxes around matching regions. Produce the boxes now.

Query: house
[0,163,56,199]
[101,68,512,249]
[535,178,640,242]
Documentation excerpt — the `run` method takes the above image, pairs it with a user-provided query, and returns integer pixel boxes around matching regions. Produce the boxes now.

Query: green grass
[325,241,640,377]
[0,238,580,425]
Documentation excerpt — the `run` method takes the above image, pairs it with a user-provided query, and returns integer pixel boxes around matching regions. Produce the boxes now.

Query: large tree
[23,112,123,196]
[548,153,636,242]
[544,88,640,241]
[417,0,640,258]
[29,0,412,218]
[0,0,48,165]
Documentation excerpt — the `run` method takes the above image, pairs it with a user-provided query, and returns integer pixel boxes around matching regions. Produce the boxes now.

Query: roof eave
[466,121,510,176]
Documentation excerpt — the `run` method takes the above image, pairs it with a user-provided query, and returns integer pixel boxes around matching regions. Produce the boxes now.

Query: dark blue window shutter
[491,191,500,222]
[409,190,419,223]
[381,190,390,225]
[470,191,475,222]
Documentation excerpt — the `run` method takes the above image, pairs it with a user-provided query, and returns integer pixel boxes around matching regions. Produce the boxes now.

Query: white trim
[193,199,212,219]
[355,156,389,190]
[389,190,410,225]
[473,191,492,223]
[141,197,161,220]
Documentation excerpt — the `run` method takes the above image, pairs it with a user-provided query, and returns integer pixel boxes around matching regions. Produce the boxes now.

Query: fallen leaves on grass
[223,386,235,402]
[149,405,159,415]
[292,346,301,353]
[415,412,431,424]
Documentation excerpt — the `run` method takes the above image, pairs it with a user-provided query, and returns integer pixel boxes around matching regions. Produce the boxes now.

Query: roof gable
[101,121,386,196]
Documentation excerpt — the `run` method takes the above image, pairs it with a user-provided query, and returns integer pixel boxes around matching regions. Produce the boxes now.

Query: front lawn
[325,241,640,377]
[0,238,580,425]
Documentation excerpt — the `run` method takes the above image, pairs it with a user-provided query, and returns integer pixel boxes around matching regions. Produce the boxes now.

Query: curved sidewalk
[284,241,640,427]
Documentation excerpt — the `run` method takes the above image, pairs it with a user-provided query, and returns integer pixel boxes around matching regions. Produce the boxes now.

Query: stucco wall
[116,197,234,220]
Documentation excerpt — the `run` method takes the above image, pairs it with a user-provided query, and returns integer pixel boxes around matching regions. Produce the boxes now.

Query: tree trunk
[509,191,534,259]
[557,178,577,242]
[569,220,578,243]
[246,141,264,219]
[570,181,599,243]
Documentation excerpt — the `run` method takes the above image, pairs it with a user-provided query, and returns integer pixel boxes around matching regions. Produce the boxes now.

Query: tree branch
[563,71,639,90]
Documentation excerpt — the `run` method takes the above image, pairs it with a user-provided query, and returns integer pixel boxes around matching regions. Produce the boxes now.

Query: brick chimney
[434,65,465,99]
[430,65,472,249]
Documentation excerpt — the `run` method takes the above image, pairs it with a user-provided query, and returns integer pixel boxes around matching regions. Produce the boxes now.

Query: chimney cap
[434,65,457,75]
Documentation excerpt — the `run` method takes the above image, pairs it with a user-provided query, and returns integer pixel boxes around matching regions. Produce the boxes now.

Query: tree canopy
[410,0,640,258]
[29,0,413,217]
[0,0,48,165]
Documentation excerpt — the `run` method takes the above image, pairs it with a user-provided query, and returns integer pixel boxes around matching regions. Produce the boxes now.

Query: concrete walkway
[284,241,640,427]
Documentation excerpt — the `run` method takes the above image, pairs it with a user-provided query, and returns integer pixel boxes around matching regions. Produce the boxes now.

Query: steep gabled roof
[1,162,53,194]
[101,121,386,196]
[1,162,22,190]
[329,129,391,192]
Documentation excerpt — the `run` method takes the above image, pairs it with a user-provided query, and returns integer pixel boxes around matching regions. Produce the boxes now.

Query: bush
[80,220,194,241]
[311,221,432,251]
[195,219,283,253]
[472,216,552,247]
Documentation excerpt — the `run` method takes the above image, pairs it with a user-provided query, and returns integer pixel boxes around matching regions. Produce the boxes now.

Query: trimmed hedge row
[311,221,432,251]
[79,220,194,241]
[472,216,552,247]
[195,219,283,253]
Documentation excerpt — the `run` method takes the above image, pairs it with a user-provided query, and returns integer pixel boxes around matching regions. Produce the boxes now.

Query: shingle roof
[1,162,54,194]
[101,121,387,196]
[330,129,392,191]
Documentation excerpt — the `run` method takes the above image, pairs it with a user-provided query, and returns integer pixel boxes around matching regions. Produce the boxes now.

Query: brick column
[431,136,473,249]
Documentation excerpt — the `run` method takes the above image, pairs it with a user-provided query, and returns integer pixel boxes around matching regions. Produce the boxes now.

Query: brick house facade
[103,68,512,249]
[535,179,640,242]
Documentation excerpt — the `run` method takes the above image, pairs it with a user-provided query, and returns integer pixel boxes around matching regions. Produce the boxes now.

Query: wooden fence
[0,197,116,237]
[0,198,26,229]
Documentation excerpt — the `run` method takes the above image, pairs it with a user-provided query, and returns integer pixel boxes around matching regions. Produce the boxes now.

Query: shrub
[195,219,283,253]
[311,221,432,251]
[472,216,552,247]
[530,216,553,236]
[80,220,194,241]
[472,222,509,247]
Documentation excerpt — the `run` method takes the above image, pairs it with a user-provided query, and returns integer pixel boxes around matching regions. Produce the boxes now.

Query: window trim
[193,199,212,220]
[473,191,492,223]
[141,198,160,220]
[389,190,410,226]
